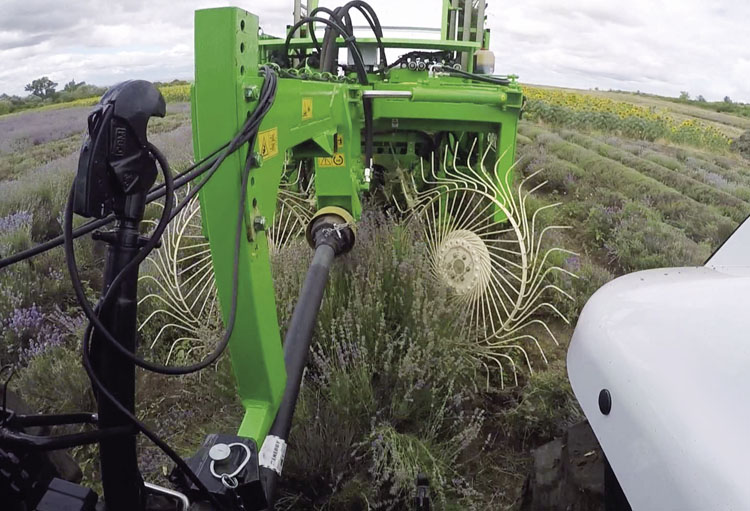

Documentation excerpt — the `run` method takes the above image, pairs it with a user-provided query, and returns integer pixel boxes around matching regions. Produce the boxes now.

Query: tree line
[0,76,107,115]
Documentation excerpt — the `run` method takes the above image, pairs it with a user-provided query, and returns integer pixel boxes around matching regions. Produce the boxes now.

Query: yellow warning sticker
[258,127,279,159]
[335,133,344,148]
[317,153,346,167]
[302,97,313,120]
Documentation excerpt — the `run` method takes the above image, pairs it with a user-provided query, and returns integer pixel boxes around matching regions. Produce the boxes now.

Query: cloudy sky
[1,0,748,102]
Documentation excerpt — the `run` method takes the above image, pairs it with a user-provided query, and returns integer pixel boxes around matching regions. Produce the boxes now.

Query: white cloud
[492,0,750,101]
[0,0,748,102]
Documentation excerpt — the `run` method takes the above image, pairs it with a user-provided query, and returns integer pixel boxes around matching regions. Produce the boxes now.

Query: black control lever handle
[74,80,166,219]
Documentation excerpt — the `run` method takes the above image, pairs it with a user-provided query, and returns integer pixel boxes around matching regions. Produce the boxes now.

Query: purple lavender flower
[6,304,44,336]
[564,255,581,272]
[0,106,89,153]
[0,210,32,233]
[20,326,64,362]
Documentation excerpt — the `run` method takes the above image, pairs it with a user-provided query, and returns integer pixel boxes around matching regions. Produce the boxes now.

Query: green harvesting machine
[192,0,523,447]
[2,1,542,509]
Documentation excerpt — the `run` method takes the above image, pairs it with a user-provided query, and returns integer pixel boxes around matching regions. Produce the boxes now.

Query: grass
[2,84,750,508]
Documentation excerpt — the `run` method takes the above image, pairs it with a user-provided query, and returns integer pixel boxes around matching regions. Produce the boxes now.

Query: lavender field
[2,93,750,508]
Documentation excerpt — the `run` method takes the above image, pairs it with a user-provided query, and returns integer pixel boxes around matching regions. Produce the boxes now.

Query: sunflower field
[523,86,732,151]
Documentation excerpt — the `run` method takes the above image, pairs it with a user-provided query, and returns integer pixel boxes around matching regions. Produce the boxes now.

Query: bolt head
[253,216,267,230]
[244,86,259,100]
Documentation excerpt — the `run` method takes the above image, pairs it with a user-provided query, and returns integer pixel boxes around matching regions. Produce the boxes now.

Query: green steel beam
[193,8,286,443]
[259,37,481,51]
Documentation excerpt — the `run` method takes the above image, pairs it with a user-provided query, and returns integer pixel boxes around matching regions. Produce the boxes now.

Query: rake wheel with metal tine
[138,167,315,362]
[402,138,577,387]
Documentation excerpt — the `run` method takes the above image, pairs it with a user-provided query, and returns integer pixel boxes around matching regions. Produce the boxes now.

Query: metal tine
[138,165,315,360]
[400,142,576,388]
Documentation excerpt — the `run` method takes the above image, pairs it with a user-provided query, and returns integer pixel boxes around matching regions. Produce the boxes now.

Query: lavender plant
[275,211,491,509]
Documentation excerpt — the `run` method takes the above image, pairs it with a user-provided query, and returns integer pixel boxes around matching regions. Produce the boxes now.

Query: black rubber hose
[320,7,343,74]
[340,1,388,67]
[314,1,388,70]
[68,69,277,376]
[283,16,368,85]
[0,142,228,271]
[261,242,337,507]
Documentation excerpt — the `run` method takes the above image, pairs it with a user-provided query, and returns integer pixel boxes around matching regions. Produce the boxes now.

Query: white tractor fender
[568,219,750,510]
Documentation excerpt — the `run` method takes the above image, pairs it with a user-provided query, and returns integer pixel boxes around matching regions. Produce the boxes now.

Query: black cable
[0,216,111,270]
[149,142,228,199]
[293,15,368,83]
[64,145,176,374]
[93,144,176,314]
[319,6,343,75]
[81,324,228,511]
[0,142,228,271]
[76,147,256,511]
[166,66,278,223]
[313,1,387,72]
[66,68,277,377]
[303,5,338,56]
[436,65,511,85]
[283,16,368,85]
[340,1,388,68]
[63,146,226,507]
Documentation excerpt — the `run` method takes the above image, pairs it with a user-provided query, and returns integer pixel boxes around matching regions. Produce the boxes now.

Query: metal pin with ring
[221,474,239,489]
[209,442,252,481]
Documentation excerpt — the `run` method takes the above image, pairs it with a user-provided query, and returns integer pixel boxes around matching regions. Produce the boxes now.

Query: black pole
[261,213,354,508]
[71,81,166,511]
[90,217,146,510]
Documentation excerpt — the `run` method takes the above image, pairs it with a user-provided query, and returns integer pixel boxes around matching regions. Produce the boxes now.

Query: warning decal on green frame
[258,128,279,159]
[317,153,345,167]
[302,97,313,120]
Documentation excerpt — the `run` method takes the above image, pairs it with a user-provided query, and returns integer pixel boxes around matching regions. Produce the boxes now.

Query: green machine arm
[192,8,366,442]
[191,3,523,446]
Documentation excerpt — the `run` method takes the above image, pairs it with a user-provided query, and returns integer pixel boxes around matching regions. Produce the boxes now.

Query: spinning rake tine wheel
[405,138,577,387]
[138,169,315,359]
[138,188,218,355]
[267,162,315,256]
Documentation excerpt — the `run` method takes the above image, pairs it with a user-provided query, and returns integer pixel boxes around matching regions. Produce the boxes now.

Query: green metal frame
[191,2,523,445]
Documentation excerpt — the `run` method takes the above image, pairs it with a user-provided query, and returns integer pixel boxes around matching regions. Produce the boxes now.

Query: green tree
[24,77,58,99]
[679,91,690,100]
[696,95,706,102]
[63,79,84,92]
[724,96,733,104]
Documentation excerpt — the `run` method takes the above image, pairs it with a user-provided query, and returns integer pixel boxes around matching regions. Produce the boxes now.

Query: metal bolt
[253,216,267,231]
[244,86,259,101]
